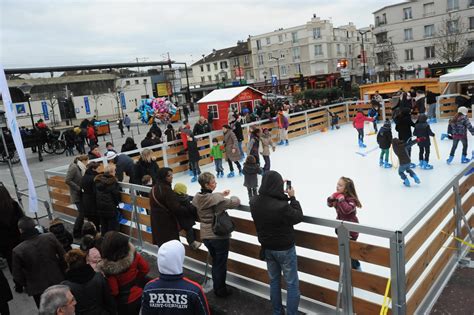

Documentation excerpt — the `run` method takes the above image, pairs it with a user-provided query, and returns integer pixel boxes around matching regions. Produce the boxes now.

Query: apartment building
[249,14,376,91]
[373,0,474,81]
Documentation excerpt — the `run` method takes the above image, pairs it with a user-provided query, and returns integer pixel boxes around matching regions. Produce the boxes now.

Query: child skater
[368,101,379,132]
[376,120,392,168]
[446,107,474,164]
[260,128,275,173]
[392,137,422,187]
[327,177,362,270]
[173,183,201,250]
[242,155,262,199]
[187,135,201,182]
[210,138,225,178]
[328,110,340,130]
[413,114,435,169]
[353,109,374,148]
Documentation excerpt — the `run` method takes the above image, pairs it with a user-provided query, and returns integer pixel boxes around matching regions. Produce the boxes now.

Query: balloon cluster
[135,98,177,124]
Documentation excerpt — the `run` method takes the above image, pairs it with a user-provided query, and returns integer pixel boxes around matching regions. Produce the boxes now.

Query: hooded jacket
[352,112,373,129]
[94,174,121,218]
[377,123,392,149]
[223,129,241,162]
[65,161,84,203]
[49,220,73,252]
[192,190,240,240]
[414,115,435,145]
[114,154,135,182]
[99,244,149,305]
[242,162,262,188]
[327,193,360,240]
[394,108,415,141]
[250,171,303,251]
[141,240,210,315]
[62,264,116,315]
[260,132,275,156]
[81,168,99,217]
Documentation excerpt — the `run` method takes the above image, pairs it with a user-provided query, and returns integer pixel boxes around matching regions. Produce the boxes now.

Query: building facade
[373,0,474,81]
[249,15,376,92]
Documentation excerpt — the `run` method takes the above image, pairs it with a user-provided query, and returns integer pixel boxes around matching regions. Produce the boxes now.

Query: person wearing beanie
[446,106,474,164]
[376,120,393,168]
[106,151,136,182]
[141,240,210,315]
[413,114,435,169]
[173,183,201,250]
[49,218,73,252]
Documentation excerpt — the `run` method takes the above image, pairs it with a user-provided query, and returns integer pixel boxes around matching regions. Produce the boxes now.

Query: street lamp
[359,29,371,83]
[387,62,391,82]
[0,110,22,204]
[18,82,35,127]
[271,56,281,94]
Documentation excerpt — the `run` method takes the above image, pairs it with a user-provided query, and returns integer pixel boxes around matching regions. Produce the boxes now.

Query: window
[292,47,300,60]
[280,51,285,59]
[469,40,474,48]
[424,25,435,37]
[405,49,414,61]
[214,63,218,70]
[382,13,387,24]
[200,65,204,72]
[470,0,474,7]
[143,79,147,83]
[256,39,262,50]
[295,63,301,74]
[201,76,205,83]
[258,54,264,65]
[206,64,211,71]
[134,80,139,84]
[243,55,249,65]
[375,16,380,26]
[470,17,474,30]
[230,102,239,113]
[376,53,385,65]
[448,42,458,52]
[403,7,412,19]
[269,67,274,76]
[447,0,459,11]
[207,105,219,119]
[125,80,130,85]
[233,58,239,67]
[376,32,387,43]
[280,65,287,76]
[425,46,435,59]
[348,44,352,54]
[336,44,341,55]
[207,75,212,82]
[447,20,459,34]
[404,28,413,40]
[268,53,273,61]
[291,32,298,43]
[278,34,283,43]
[313,27,321,39]
[215,74,219,81]
[266,37,271,45]
[423,2,435,16]
[314,44,323,56]
[220,61,228,69]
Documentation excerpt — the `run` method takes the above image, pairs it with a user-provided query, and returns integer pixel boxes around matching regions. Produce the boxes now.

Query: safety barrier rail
[436,94,473,119]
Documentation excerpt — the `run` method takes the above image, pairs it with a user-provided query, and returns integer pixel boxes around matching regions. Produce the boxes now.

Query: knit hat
[157,240,185,275]
[383,120,391,129]
[105,151,117,161]
[173,183,187,195]
[458,106,469,116]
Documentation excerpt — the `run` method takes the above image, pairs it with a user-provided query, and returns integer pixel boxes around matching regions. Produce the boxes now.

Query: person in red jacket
[327,177,362,270]
[352,109,374,148]
[99,231,150,315]
[86,124,97,147]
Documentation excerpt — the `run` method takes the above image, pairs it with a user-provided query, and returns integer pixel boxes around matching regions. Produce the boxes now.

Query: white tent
[439,61,474,83]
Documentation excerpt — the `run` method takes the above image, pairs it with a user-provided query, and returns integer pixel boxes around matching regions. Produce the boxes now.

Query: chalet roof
[197,86,264,103]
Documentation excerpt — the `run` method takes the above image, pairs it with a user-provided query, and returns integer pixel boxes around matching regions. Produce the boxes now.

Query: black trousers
[247,187,258,199]
[450,138,468,156]
[418,144,430,162]
[227,160,241,173]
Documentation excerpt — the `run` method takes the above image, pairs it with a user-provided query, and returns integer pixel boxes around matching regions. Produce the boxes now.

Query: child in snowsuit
[376,120,392,168]
[187,135,201,182]
[242,155,262,199]
[210,138,225,178]
[49,218,73,252]
[260,128,275,173]
[413,114,435,169]
[392,137,422,187]
[353,109,374,148]
[446,107,474,164]
[327,177,362,270]
[173,183,201,250]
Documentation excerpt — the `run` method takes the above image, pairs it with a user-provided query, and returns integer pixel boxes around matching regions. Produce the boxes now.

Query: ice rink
[173,119,473,246]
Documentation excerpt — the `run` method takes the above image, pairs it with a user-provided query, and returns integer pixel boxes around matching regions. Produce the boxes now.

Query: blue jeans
[203,239,229,292]
[237,141,244,159]
[265,246,300,315]
[398,163,416,180]
[214,158,224,173]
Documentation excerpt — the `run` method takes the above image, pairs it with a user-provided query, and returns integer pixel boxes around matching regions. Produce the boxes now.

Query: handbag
[212,207,235,236]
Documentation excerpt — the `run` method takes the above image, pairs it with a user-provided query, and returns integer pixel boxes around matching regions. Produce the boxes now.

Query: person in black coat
[187,136,201,182]
[394,107,416,167]
[81,162,101,230]
[140,131,159,148]
[173,183,201,250]
[150,121,162,140]
[164,124,176,142]
[376,120,393,168]
[49,218,73,252]
[230,114,245,159]
[0,268,12,315]
[94,164,121,235]
[414,114,435,169]
[121,137,138,154]
[62,249,116,315]
[132,149,160,185]
[242,155,262,199]
[0,185,24,272]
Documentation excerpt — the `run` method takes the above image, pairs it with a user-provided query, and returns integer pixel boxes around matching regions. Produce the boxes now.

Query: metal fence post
[130,186,144,250]
[137,123,141,135]
[452,183,465,258]
[435,96,441,121]
[345,102,350,123]
[382,100,387,121]
[304,112,309,134]
[336,224,353,314]
[390,231,407,315]
[162,142,169,167]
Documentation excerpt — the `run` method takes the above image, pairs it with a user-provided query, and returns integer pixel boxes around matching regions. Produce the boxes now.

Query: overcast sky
[1,0,401,69]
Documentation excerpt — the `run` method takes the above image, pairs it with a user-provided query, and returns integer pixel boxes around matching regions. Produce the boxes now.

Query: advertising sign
[16,103,26,115]
[41,101,49,120]
[84,96,91,115]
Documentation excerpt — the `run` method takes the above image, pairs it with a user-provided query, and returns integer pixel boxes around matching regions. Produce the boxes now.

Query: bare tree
[90,90,102,118]
[432,14,468,63]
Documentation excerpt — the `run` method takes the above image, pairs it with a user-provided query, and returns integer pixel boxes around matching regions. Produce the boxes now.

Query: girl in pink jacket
[327,177,362,270]
[353,109,374,148]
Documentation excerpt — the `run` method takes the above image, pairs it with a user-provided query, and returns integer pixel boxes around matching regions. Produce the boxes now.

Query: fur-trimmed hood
[99,244,135,276]
[94,173,117,190]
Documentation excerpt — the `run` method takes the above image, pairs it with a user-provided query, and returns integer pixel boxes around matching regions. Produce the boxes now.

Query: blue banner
[41,101,49,120]
[120,92,126,110]
[16,103,25,114]
[84,96,91,115]
[272,75,278,87]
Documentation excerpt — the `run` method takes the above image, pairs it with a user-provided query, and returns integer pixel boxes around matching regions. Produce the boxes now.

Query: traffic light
[338,59,348,69]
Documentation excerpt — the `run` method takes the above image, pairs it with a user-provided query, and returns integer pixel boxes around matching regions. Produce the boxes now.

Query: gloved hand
[336,194,345,202]
[415,137,426,143]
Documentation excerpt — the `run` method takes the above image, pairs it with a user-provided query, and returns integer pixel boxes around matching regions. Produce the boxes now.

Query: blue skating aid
[120,203,133,211]
[355,146,378,157]
[465,168,474,176]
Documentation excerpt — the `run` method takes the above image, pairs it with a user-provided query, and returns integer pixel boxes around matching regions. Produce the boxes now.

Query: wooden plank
[52,203,77,217]
[119,209,151,226]
[350,242,390,267]
[47,177,69,190]
[49,191,71,204]
[288,129,307,139]
[120,192,132,204]
[166,145,185,155]
[136,196,151,209]
[308,116,328,125]
[197,139,209,147]
[307,111,325,119]
[405,216,456,292]
[405,194,456,262]
[167,155,189,165]
[172,164,189,173]
[288,122,307,131]
[463,193,474,213]
[459,174,473,197]
[308,125,326,133]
